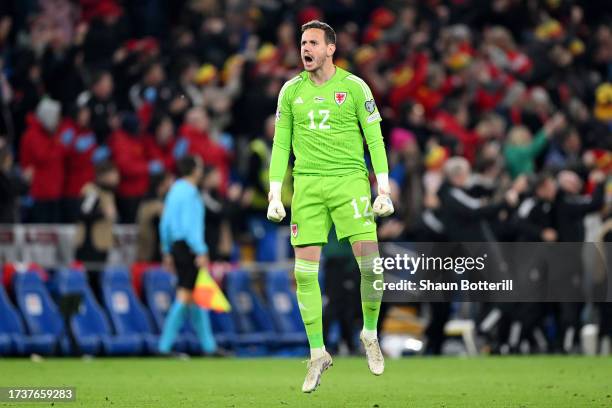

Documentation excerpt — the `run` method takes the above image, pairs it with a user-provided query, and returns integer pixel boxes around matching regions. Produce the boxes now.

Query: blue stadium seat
[209,311,239,350]
[265,270,308,353]
[248,217,280,262]
[210,309,275,357]
[54,269,142,355]
[12,271,69,355]
[225,270,275,353]
[100,266,159,354]
[0,281,56,356]
[0,280,23,355]
[141,267,200,354]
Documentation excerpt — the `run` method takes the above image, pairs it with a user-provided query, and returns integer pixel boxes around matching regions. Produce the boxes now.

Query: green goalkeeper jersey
[269,66,388,181]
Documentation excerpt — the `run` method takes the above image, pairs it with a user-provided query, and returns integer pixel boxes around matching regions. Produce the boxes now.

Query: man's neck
[308,62,336,86]
[184,175,198,186]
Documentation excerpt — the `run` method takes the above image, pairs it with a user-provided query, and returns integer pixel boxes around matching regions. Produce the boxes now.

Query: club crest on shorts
[291,224,298,237]
[335,92,347,105]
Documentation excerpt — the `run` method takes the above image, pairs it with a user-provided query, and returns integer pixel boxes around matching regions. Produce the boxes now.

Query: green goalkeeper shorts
[290,172,377,246]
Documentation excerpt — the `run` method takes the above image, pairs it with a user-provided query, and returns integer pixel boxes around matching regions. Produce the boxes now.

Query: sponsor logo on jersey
[314,96,325,103]
[365,99,376,113]
[334,92,347,105]
[275,108,281,122]
[291,224,298,237]
[294,96,303,104]
[367,112,381,123]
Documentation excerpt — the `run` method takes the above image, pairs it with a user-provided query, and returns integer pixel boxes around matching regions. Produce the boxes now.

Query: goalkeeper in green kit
[267,20,394,393]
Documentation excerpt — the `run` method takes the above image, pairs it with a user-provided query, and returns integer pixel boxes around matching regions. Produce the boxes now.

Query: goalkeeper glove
[267,181,286,222]
[373,173,394,217]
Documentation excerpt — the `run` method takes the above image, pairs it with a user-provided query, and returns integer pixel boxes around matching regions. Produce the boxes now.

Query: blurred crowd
[0,0,611,353]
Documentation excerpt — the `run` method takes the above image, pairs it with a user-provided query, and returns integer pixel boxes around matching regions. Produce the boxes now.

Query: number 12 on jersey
[307,110,330,130]
[351,196,373,218]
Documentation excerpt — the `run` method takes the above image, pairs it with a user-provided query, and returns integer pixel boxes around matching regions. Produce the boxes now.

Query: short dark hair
[533,171,555,190]
[94,160,116,178]
[177,155,201,178]
[90,70,110,88]
[301,20,336,44]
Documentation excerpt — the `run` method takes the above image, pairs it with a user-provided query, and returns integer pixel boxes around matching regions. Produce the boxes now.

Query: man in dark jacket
[555,170,606,242]
[509,173,559,353]
[515,174,558,242]
[76,71,117,145]
[437,157,520,242]
[433,157,522,354]
[0,142,27,223]
[551,169,606,352]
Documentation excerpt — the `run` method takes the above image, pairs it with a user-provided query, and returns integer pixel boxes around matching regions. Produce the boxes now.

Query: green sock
[294,259,324,348]
[357,253,383,331]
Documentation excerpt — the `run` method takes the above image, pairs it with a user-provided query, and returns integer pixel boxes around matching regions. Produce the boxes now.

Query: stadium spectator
[129,60,170,128]
[437,157,522,242]
[201,165,236,262]
[0,140,27,223]
[553,169,606,352]
[509,173,560,353]
[243,115,282,217]
[197,57,245,136]
[136,171,173,263]
[503,113,566,179]
[515,173,558,242]
[555,169,607,242]
[109,112,162,223]
[129,61,165,111]
[38,5,86,112]
[74,160,119,274]
[544,127,585,174]
[61,104,97,222]
[76,70,117,145]
[382,127,445,242]
[144,115,176,174]
[19,98,64,223]
[81,1,128,69]
[10,58,41,137]
[162,57,199,126]
[175,107,230,196]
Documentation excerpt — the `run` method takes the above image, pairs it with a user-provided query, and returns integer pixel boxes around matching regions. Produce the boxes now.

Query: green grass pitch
[1,356,610,407]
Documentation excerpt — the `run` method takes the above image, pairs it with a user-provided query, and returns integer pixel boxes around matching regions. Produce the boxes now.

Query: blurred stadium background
[0,0,611,406]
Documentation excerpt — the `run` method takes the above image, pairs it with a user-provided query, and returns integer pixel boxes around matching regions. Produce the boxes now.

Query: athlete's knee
[294,270,319,288]
[355,252,380,277]
[294,258,320,288]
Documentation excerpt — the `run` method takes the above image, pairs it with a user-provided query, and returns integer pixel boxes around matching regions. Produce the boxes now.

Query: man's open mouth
[304,55,313,63]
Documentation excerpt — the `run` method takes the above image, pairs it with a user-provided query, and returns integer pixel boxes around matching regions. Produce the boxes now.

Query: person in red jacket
[19,98,66,223]
[433,103,482,164]
[60,105,98,222]
[110,112,163,223]
[173,107,230,196]
[144,115,176,174]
